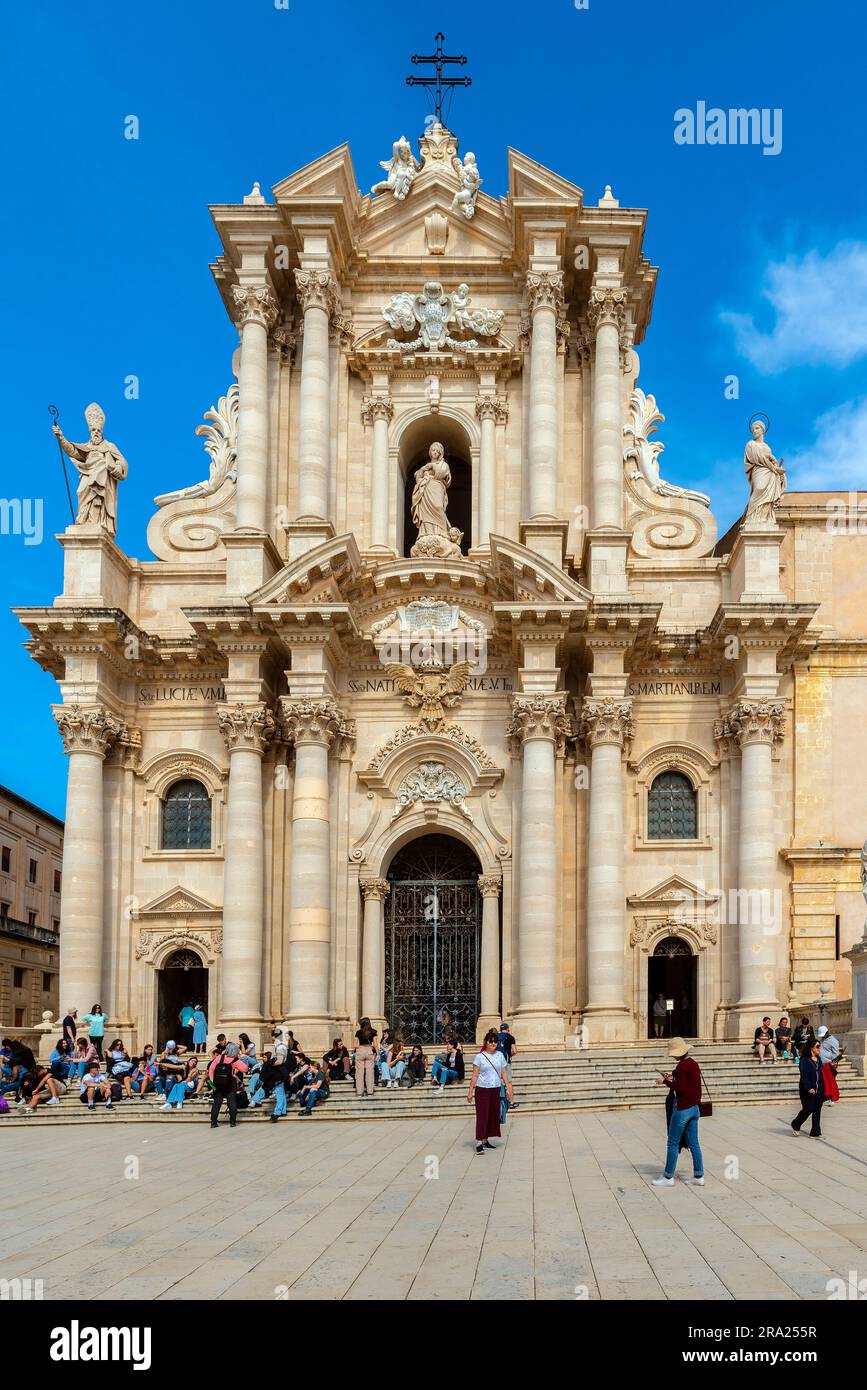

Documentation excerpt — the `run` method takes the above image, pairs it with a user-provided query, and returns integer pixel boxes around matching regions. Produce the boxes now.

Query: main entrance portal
[647,937,697,1038]
[156,949,208,1048]
[385,834,482,1042]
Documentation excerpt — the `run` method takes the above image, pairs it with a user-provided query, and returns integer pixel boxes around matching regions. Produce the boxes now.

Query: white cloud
[721,241,867,374]
[786,396,867,490]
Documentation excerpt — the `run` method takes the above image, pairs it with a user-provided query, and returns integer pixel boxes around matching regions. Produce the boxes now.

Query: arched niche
[396,413,474,557]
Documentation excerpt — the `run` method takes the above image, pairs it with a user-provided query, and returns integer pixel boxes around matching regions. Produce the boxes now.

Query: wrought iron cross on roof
[406,32,472,126]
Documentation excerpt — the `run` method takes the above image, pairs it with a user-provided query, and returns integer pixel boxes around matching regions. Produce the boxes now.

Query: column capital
[586,286,627,335]
[475,392,508,424]
[53,703,121,757]
[218,701,276,754]
[722,698,786,749]
[271,323,297,363]
[360,876,391,902]
[279,696,343,748]
[361,393,394,425]
[477,873,502,899]
[526,270,564,314]
[507,692,571,750]
[579,696,634,751]
[295,268,339,316]
[232,284,279,331]
[108,724,142,771]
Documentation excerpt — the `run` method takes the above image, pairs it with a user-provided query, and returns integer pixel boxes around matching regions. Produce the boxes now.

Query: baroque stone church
[17,119,867,1052]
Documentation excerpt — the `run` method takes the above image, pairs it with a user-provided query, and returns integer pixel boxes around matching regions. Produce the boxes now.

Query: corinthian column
[359,876,390,1031]
[586,287,627,531]
[507,693,570,1042]
[725,698,786,1020]
[280,697,342,1051]
[218,702,275,1027]
[475,393,506,545]
[477,873,503,1037]
[53,705,120,1012]
[526,272,564,519]
[361,394,394,550]
[295,270,338,522]
[232,285,279,533]
[580,697,634,1040]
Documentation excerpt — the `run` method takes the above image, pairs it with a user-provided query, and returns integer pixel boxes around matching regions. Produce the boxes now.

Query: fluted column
[526,272,564,520]
[360,876,390,1027]
[507,694,569,1042]
[361,394,394,549]
[726,699,786,1014]
[580,697,634,1039]
[295,270,338,521]
[280,697,342,1047]
[587,287,627,530]
[53,705,120,1011]
[477,873,503,1035]
[218,702,275,1025]
[475,394,506,545]
[232,285,278,532]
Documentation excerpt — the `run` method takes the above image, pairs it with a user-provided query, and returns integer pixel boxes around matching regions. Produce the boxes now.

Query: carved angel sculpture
[370,136,422,202]
[450,151,481,219]
[385,660,472,731]
[382,282,503,353]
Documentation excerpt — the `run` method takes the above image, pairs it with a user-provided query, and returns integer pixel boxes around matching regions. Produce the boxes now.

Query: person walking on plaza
[354,1017,377,1099]
[652,1037,705,1186]
[817,1025,841,1105]
[81,1005,107,1060]
[792,1036,826,1137]
[468,1029,513,1154]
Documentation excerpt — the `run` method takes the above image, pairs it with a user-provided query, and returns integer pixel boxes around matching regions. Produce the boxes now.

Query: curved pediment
[488,535,592,605]
[247,533,364,607]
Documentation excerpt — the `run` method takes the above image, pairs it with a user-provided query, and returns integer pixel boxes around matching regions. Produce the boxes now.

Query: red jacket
[672,1056,702,1111]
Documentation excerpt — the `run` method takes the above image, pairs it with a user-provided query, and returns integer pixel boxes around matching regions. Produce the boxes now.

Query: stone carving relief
[370,135,422,201]
[382,282,504,353]
[53,704,122,757]
[450,150,482,219]
[147,383,239,562]
[385,660,472,732]
[623,388,718,561]
[52,403,127,537]
[368,722,496,774]
[135,928,222,962]
[392,760,472,821]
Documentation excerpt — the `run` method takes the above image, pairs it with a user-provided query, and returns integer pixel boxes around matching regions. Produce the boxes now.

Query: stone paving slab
[1,1101,865,1300]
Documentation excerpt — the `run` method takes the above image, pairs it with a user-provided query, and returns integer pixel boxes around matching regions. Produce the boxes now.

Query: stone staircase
[3,1043,865,1127]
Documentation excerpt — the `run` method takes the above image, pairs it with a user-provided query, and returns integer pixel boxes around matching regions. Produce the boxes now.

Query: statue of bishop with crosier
[53,402,127,537]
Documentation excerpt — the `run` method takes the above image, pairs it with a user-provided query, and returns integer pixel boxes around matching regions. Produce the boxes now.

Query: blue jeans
[272,1081,287,1117]
[303,1087,327,1112]
[381,1061,405,1083]
[665,1103,703,1179]
[248,1076,266,1106]
[431,1064,458,1086]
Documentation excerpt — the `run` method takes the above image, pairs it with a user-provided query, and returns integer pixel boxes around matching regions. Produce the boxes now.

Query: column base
[723,1001,782,1042]
[519,519,569,570]
[512,1009,566,1045]
[279,1014,337,1057]
[223,531,283,595]
[580,1005,634,1043]
[284,519,335,562]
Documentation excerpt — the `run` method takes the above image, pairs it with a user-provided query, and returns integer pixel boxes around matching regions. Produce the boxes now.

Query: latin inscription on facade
[138,684,226,705]
[627,679,722,697]
[343,673,512,695]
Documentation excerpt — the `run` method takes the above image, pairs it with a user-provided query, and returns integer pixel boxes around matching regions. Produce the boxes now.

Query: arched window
[647,771,697,840]
[161,779,212,850]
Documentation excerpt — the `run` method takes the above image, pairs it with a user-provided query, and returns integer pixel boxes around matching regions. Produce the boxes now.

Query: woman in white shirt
[468,1029,513,1155]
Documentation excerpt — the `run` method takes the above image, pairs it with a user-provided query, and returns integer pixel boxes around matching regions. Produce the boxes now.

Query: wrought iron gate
[385,836,481,1042]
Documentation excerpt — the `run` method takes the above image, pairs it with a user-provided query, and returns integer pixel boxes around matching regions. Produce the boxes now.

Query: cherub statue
[743,418,786,528]
[385,660,472,731]
[451,150,481,219]
[370,136,423,202]
[52,403,127,536]
[409,443,463,559]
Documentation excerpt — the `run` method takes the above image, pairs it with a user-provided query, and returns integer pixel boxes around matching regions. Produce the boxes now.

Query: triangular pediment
[138,886,221,917]
[627,875,720,911]
[361,175,512,264]
[507,148,584,204]
[272,143,362,209]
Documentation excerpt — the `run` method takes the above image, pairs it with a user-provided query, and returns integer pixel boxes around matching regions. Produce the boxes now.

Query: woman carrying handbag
[652,1037,707,1187]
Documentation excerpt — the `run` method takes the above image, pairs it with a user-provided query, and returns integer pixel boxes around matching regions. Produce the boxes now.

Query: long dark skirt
[475,1086,501,1141]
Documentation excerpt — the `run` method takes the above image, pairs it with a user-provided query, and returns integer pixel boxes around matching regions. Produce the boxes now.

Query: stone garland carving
[278,697,343,749]
[630,916,718,948]
[135,927,222,962]
[385,660,472,732]
[578,697,635,751]
[383,281,504,353]
[232,284,279,331]
[718,699,786,749]
[477,873,502,899]
[507,694,572,753]
[52,403,127,538]
[391,760,472,822]
[368,722,497,773]
[53,704,122,757]
[360,877,391,903]
[217,702,276,754]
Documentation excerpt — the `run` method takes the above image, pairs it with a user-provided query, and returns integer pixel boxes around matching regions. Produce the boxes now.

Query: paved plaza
[3,1101,867,1300]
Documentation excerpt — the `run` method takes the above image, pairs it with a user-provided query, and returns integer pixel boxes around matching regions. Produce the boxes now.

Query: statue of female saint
[409,443,462,558]
[743,419,786,528]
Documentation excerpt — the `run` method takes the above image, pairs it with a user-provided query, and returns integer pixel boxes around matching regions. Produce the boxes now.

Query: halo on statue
[748,411,771,432]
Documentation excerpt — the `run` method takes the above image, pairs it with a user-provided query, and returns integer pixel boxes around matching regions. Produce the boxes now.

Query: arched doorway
[647,938,697,1038]
[156,948,208,1048]
[385,833,482,1042]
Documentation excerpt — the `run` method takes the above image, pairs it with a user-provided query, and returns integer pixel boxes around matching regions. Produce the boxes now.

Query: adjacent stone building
[0,786,62,1029]
[15,124,867,1051]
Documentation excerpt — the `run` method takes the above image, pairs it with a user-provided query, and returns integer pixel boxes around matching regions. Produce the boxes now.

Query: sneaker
[652,1176,675,1186]
[684,1176,705,1185]
[790,1123,801,1135]
[158,1102,173,1111]
[87,1102,95,1110]
[22,1106,33,1116]
[16,1099,27,1108]
[436,1085,445,1095]
[46,1097,60,1106]
[475,1143,485,1154]
[483,1141,497,1149]
[105,1100,113,1109]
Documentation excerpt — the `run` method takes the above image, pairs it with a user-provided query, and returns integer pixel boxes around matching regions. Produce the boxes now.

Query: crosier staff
[48,404,76,523]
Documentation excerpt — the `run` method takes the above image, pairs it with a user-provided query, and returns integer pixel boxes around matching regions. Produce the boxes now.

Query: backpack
[211,1058,235,1093]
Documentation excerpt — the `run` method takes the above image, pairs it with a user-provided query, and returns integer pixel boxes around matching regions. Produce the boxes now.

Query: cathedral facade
[17,124,867,1051]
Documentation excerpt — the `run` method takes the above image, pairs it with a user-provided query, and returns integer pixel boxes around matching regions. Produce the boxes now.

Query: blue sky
[1,0,866,817]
